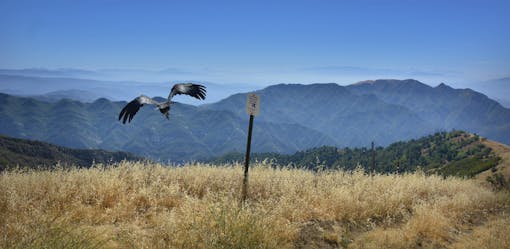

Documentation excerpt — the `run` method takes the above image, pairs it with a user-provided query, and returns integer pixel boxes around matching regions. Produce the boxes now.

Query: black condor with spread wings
[118,83,206,124]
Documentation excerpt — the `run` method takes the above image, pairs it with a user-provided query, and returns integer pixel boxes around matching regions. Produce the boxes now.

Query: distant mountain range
[0,78,509,162]
[0,135,142,170]
[204,83,432,147]
[466,77,510,108]
[205,79,510,147]
[347,79,510,144]
[0,74,256,104]
[32,89,111,103]
[0,93,332,162]
[3,68,509,106]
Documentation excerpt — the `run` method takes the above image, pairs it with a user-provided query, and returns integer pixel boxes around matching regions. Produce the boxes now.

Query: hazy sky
[1,0,509,86]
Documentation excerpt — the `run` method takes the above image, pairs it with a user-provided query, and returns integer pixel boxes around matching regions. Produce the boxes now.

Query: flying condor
[118,83,206,124]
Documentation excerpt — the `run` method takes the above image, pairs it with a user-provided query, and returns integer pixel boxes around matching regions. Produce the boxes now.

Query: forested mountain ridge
[0,135,142,170]
[0,93,334,161]
[208,130,501,177]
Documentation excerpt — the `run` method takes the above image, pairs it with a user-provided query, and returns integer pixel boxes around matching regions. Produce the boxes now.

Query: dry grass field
[1,161,509,249]
[478,139,510,182]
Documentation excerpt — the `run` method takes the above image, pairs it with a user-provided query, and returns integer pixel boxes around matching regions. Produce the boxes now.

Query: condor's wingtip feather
[169,83,207,101]
[119,98,145,124]
[118,106,127,121]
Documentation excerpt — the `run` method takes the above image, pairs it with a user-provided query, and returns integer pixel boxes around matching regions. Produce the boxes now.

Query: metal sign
[245,93,260,116]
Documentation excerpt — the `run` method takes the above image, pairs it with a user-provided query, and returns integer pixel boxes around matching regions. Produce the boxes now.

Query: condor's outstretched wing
[118,95,159,124]
[168,83,206,101]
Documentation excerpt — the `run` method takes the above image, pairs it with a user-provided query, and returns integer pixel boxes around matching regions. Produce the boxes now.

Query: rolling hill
[0,135,142,170]
[208,130,501,178]
[477,138,510,186]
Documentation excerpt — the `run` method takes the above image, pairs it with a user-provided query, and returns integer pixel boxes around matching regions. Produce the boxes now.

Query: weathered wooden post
[371,141,375,175]
[241,93,260,203]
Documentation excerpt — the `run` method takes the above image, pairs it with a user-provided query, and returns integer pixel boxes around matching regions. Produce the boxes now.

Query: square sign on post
[241,93,260,203]
[245,93,260,116]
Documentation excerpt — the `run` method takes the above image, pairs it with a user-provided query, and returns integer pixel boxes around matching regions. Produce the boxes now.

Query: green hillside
[0,135,143,170]
[0,93,334,161]
[209,130,501,177]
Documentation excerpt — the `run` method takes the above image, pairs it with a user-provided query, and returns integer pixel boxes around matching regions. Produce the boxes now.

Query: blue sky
[0,0,509,86]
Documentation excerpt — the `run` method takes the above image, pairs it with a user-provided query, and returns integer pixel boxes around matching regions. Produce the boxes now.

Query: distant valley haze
[0,68,509,107]
[0,71,259,104]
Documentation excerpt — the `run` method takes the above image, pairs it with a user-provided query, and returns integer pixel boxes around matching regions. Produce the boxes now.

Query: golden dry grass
[1,161,509,248]
[478,139,510,182]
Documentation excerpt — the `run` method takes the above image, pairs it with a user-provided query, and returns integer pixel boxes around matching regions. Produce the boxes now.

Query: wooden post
[371,141,375,175]
[241,93,260,204]
[241,114,254,203]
